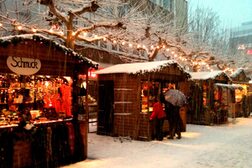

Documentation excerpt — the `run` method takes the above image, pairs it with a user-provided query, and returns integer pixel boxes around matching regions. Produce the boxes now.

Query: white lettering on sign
[7,56,41,75]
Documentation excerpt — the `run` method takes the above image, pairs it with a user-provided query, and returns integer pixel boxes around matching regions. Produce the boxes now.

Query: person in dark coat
[173,105,182,139]
[241,95,248,117]
[150,96,166,141]
[164,101,182,139]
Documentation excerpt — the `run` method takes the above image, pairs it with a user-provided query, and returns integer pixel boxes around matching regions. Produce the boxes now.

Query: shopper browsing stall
[149,96,166,141]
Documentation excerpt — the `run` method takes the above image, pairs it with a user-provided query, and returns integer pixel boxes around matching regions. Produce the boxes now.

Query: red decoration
[247,49,252,55]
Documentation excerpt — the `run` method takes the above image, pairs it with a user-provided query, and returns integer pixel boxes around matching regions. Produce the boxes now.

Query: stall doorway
[97,80,114,135]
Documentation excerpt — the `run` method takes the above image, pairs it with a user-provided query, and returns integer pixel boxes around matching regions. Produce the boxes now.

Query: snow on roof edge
[189,71,231,81]
[95,60,190,77]
[215,83,243,90]
[0,34,99,68]
[230,68,244,78]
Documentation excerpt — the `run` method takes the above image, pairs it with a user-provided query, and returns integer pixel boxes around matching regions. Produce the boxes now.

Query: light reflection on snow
[181,132,201,139]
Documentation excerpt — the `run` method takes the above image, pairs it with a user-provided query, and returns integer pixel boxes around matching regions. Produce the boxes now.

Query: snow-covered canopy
[189,71,230,81]
[0,34,99,68]
[215,83,243,90]
[230,68,251,82]
[95,60,190,77]
[230,68,245,78]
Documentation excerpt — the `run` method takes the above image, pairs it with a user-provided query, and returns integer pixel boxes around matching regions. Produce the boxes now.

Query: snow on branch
[74,22,124,37]
[72,1,100,15]
[39,0,68,23]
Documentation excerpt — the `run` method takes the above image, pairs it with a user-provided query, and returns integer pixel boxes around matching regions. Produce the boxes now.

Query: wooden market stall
[230,68,251,117]
[95,60,190,141]
[0,34,98,168]
[183,71,232,125]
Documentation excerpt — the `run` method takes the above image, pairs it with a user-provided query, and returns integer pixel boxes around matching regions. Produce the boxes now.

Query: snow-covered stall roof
[230,68,251,81]
[230,68,245,78]
[215,83,243,90]
[189,71,231,81]
[95,60,190,77]
[0,34,99,68]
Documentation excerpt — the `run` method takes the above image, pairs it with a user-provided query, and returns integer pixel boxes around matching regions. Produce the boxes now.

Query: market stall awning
[215,83,243,90]
[94,60,190,77]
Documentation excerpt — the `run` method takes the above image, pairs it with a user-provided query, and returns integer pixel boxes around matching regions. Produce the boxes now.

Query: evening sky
[188,0,252,28]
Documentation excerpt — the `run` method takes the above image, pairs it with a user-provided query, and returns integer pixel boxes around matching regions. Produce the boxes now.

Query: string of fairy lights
[0,21,236,74]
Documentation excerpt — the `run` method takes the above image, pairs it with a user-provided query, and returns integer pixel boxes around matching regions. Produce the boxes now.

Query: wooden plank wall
[99,74,141,138]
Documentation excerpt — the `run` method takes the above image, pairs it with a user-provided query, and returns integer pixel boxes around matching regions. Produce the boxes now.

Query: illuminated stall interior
[141,82,176,113]
[0,74,73,125]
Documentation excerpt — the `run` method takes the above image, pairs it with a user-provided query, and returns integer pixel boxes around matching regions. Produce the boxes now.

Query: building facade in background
[150,0,188,31]
[230,21,252,56]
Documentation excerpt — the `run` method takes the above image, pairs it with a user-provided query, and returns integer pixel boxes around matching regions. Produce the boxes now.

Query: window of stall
[235,84,247,103]
[141,81,158,113]
[0,74,73,126]
[140,81,176,113]
[202,83,208,106]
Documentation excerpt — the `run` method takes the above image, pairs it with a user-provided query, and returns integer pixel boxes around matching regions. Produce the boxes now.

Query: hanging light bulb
[17,25,22,30]
[59,31,64,36]
[32,28,37,33]
[0,23,2,27]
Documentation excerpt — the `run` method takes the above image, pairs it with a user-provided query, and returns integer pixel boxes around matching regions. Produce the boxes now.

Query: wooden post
[71,65,88,161]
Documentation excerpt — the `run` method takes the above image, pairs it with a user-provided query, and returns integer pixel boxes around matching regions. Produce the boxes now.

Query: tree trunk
[66,14,75,49]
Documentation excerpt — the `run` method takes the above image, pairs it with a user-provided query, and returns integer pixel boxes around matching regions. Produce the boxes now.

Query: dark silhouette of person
[173,105,182,139]
[163,89,183,140]
[242,95,248,117]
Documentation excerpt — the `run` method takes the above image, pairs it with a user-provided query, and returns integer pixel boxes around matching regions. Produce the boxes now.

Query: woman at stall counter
[149,96,166,141]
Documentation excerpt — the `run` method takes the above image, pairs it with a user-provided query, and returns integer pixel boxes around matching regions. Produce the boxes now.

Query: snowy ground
[63,117,252,168]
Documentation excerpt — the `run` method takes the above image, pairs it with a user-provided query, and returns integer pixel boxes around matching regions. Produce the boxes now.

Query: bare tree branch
[73,1,100,16]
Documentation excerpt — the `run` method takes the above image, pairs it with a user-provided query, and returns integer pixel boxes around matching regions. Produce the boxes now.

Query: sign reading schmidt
[7,56,41,75]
